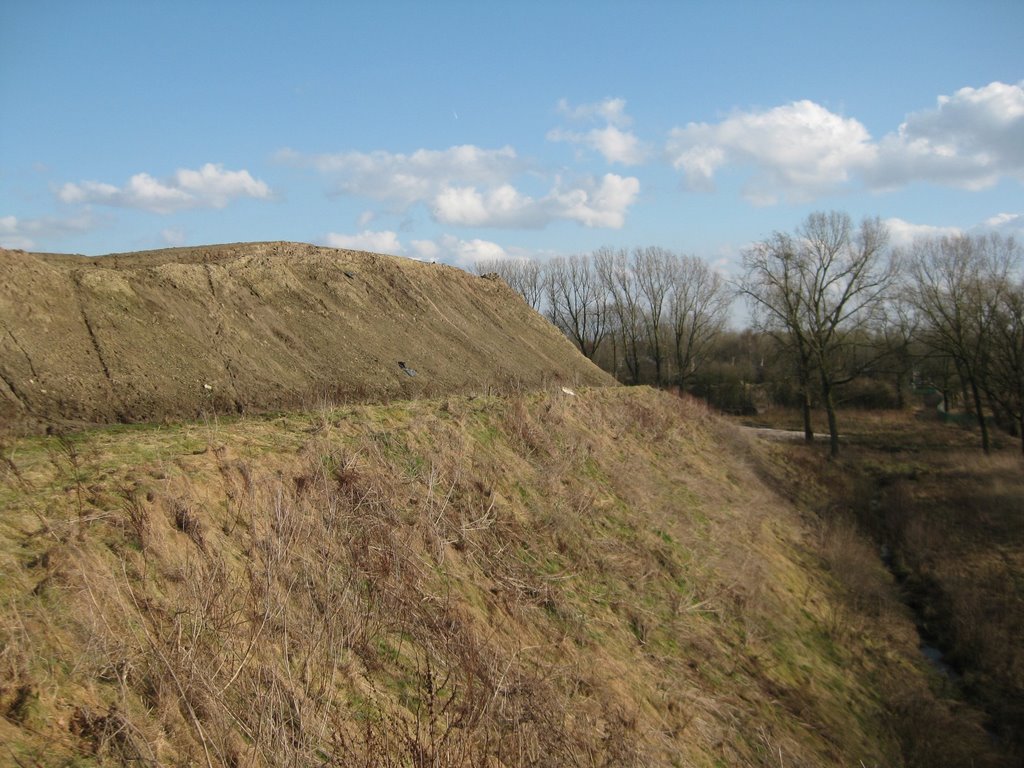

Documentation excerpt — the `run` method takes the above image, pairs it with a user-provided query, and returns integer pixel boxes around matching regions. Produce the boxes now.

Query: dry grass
[0,387,991,766]
[740,403,1023,766]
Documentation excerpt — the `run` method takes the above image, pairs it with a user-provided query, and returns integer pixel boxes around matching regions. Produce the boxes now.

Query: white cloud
[869,81,1024,190]
[438,234,508,267]
[0,216,34,250]
[433,184,539,227]
[0,211,99,250]
[667,100,875,204]
[324,229,405,254]
[410,239,440,260]
[58,163,271,213]
[431,173,639,229]
[277,145,522,206]
[884,218,963,249]
[283,143,639,230]
[666,81,1024,204]
[553,173,640,228]
[556,97,632,127]
[317,229,509,268]
[883,213,1024,250]
[548,125,648,165]
[984,212,1021,230]
[549,98,647,165]
[161,228,187,246]
[975,212,1024,241]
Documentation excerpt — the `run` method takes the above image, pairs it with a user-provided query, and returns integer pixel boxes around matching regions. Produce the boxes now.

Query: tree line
[475,212,1024,457]
[475,247,732,391]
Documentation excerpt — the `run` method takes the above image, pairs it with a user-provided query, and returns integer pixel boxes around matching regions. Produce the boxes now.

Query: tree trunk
[825,391,840,458]
[969,378,991,454]
[820,371,840,458]
[798,367,814,443]
[802,395,813,443]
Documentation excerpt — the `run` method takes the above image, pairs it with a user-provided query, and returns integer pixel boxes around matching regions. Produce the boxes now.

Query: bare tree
[633,247,674,384]
[546,254,608,359]
[595,247,644,383]
[802,212,895,456]
[876,291,920,409]
[906,233,1020,453]
[668,254,731,390]
[989,277,1024,451]
[474,258,545,310]
[741,230,818,443]
[742,211,896,457]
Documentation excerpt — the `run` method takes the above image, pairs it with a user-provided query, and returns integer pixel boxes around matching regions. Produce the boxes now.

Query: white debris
[561,387,576,396]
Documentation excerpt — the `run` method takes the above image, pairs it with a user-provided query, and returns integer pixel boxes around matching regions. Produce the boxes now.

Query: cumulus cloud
[0,212,99,250]
[983,212,1022,232]
[548,125,648,165]
[869,81,1024,190]
[161,228,187,246]
[282,144,639,230]
[667,100,875,204]
[552,173,640,228]
[556,97,632,127]
[666,81,1024,204]
[277,145,522,206]
[549,98,648,165]
[410,239,441,261]
[974,212,1024,242]
[317,228,511,268]
[883,213,1024,250]
[57,163,271,213]
[437,234,508,266]
[324,229,405,254]
[432,174,639,229]
[433,184,533,227]
[884,218,963,250]
[0,216,35,250]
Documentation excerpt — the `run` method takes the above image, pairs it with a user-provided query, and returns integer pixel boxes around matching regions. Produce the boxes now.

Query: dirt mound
[0,242,611,431]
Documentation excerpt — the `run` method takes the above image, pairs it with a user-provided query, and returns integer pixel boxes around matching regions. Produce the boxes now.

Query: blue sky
[2,1,1022,272]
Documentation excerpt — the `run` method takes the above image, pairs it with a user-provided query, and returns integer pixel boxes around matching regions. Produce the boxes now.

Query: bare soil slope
[0,242,610,431]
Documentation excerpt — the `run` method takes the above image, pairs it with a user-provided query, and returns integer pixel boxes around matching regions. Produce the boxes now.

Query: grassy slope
[0,388,994,766]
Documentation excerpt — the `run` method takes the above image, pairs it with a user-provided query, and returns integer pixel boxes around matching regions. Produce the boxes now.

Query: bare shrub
[818,514,893,621]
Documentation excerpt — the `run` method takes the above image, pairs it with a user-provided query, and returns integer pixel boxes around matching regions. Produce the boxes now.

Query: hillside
[0,242,611,433]
[0,387,1006,767]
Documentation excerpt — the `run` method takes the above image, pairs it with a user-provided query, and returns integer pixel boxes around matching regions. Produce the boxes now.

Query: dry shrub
[172,499,205,550]
[889,686,1009,768]
[503,395,550,458]
[817,514,893,621]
